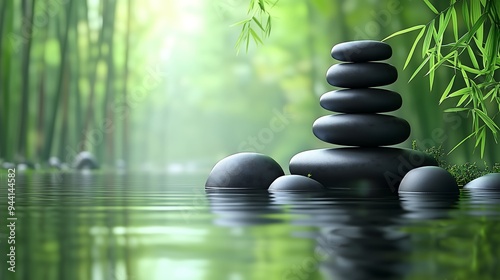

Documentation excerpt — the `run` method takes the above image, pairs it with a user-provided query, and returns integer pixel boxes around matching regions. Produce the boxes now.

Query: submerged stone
[320,88,402,113]
[289,148,437,192]
[312,114,410,146]
[331,40,392,62]
[399,166,459,194]
[464,173,500,190]
[205,152,284,190]
[268,175,325,192]
[326,62,397,88]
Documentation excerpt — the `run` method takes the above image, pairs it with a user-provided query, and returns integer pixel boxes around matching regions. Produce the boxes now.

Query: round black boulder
[320,88,402,113]
[326,62,397,88]
[205,153,285,190]
[289,147,438,191]
[464,173,500,190]
[312,114,410,146]
[331,40,392,62]
[399,166,459,194]
[268,175,325,192]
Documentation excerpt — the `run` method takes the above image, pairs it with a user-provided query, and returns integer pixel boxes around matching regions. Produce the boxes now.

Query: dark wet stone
[399,166,459,193]
[312,114,410,146]
[331,40,392,62]
[320,88,402,113]
[289,148,438,192]
[268,175,325,192]
[326,62,397,88]
[74,151,99,169]
[464,173,500,190]
[205,153,284,190]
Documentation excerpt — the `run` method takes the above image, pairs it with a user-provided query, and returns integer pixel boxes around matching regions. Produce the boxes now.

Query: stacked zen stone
[289,40,438,192]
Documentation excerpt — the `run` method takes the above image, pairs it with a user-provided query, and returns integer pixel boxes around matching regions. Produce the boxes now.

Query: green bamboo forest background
[0,0,498,171]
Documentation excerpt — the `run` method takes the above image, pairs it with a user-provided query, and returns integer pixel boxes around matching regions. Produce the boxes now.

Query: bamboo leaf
[422,21,435,58]
[423,0,439,14]
[409,55,431,82]
[258,0,266,12]
[249,28,263,45]
[450,13,487,53]
[252,16,265,32]
[429,53,435,90]
[437,8,452,39]
[231,18,252,27]
[404,26,426,69]
[473,127,486,158]
[461,64,484,74]
[448,87,470,98]
[466,45,480,69]
[448,131,475,155]
[484,88,496,100]
[483,26,495,69]
[444,107,469,113]
[440,76,456,104]
[474,108,500,132]
[457,94,470,106]
[382,25,425,41]
[462,0,470,27]
[471,0,483,42]
[451,6,459,41]
[425,51,456,76]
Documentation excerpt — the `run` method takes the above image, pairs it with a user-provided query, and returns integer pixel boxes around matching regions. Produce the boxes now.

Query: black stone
[464,173,500,190]
[289,148,438,191]
[331,40,392,62]
[326,62,397,88]
[320,88,402,113]
[205,152,284,190]
[312,114,410,146]
[268,175,325,192]
[74,151,99,169]
[399,166,459,193]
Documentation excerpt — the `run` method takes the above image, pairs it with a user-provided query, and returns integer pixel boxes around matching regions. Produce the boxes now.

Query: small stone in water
[206,153,284,190]
[268,175,325,192]
[464,173,500,190]
[399,166,459,194]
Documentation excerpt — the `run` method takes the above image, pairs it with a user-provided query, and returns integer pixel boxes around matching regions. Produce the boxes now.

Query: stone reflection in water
[271,191,410,280]
[461,189,500,216]
[399,193,459,220]
[317,195,410,280]
[206,190,282,226]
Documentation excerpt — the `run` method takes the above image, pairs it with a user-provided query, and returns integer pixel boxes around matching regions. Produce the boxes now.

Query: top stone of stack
[331,40,392,62]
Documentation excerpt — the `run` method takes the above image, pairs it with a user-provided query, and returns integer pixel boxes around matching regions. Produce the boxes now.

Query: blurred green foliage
[0,0,498,171]
[413,140,499,185]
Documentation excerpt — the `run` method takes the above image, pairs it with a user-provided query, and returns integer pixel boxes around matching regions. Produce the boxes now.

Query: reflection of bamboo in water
[123,174,133,280]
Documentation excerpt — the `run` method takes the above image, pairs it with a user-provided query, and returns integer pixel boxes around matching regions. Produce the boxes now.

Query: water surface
[0,172,499,280]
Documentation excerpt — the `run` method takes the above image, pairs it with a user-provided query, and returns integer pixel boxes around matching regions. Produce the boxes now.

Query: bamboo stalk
[17,0,36,161]
[42,0,74,161]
